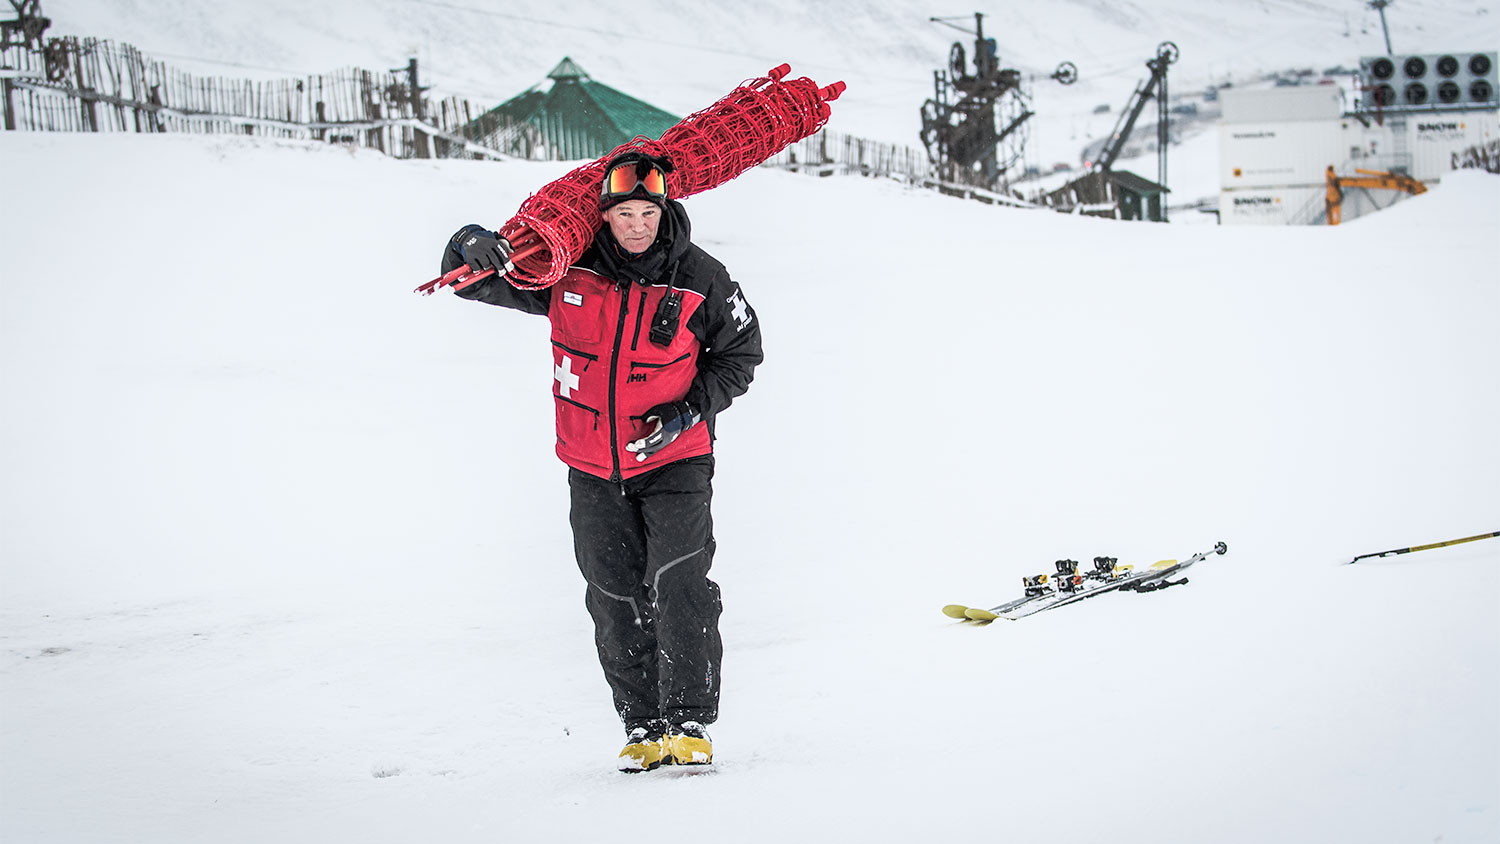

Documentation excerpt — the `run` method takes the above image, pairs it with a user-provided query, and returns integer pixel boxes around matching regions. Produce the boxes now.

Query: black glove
[452,226,515,276]
[625,401,701,463]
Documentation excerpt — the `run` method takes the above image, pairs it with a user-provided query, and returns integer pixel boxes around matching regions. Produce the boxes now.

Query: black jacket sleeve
[439,224,551,316]
[684,265,763,424]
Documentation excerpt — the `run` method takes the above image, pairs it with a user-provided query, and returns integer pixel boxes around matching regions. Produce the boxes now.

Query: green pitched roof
[467,57,679,160]
[547,57,590,81]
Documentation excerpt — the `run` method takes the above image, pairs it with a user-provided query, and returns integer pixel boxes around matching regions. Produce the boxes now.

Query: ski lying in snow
[1003,542,1227,619]
[998,556,1142,619]
[1119,541,1228,593]
[945,543,1228,623]
[943,573,1058,621]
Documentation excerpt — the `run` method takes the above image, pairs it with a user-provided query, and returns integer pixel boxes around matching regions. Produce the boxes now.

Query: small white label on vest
[563,291,584,306]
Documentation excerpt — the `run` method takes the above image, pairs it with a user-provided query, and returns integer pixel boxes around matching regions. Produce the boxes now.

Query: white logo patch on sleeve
[727,289,752,331]
[563,291,584,307]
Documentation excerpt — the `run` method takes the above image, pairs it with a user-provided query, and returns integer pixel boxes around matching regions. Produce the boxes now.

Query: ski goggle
[602,162,668,201]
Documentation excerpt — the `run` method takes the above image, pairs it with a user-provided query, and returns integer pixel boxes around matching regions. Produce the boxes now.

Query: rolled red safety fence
[418,65,845,294]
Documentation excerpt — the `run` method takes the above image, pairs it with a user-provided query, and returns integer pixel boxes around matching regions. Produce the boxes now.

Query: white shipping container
[1405,111,1500,181]
[1219,186,1327,226]
[1221,86,1346,124]
[1219,119,1357,189]
[1221,181,1422,226]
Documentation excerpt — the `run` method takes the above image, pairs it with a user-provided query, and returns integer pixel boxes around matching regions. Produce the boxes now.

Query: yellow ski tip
[964,607,999,621]
[942,604,971,619]
[1150,559,1178,570]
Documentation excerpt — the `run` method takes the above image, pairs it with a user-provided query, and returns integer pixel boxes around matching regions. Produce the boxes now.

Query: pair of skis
[944,542,1228,623]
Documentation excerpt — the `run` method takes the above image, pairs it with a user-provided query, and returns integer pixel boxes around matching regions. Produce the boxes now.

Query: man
[439,151,762,772]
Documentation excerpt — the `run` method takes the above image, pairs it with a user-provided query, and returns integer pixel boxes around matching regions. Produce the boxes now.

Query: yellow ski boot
[618,726,666,773]
[664,721,713,766]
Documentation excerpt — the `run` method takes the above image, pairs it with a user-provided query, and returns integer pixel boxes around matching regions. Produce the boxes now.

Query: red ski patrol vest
[548,267,711,480]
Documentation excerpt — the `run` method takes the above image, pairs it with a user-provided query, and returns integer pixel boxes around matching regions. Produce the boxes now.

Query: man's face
[602,200,662,255]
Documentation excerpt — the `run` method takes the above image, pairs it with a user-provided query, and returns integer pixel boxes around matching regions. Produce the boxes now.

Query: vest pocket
[553,287,605,344]
[554,394,601,453]
[628,352,691,371]
[551,340,599,371]
[626,352,691,380]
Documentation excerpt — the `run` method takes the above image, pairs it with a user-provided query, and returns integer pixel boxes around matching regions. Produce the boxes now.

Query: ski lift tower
[1368,0,1395,54]
[0,0,50,51]
[1091,42,1178,189]
[1045,42,1177,221]
[920,12,1076,191]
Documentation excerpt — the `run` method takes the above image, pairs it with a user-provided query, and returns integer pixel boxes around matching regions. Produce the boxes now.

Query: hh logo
[627,373,648,384]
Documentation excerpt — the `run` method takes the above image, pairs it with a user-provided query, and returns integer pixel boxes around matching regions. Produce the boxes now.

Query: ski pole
[1346,531,1500,565]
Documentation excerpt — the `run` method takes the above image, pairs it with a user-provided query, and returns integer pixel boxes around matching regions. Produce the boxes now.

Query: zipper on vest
[630,289,647,351]
[606,283,631,483]
[554,394,601,429]
[628,352,691,371]
[550,340,598,371]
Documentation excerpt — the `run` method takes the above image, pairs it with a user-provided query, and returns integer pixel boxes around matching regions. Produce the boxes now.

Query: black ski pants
[567,455,722,730]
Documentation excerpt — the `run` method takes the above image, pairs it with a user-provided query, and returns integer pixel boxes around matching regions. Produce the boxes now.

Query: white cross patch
[554,355,580,398]
[727,289,752,331]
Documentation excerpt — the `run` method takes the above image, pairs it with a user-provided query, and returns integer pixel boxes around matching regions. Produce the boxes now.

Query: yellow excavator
[1324,165,1427,225]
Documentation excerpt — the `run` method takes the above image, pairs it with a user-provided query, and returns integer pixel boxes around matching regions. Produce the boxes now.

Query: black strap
[649,262,683,347]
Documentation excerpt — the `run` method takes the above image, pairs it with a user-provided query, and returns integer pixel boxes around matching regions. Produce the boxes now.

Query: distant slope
[46,0,1499,151]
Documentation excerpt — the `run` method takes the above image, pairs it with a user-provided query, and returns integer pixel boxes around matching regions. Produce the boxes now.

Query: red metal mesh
[498,65,844,290]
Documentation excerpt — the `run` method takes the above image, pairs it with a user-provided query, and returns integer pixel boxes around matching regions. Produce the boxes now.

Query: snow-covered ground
[4,1,1500,840]
[2,126,1497,842]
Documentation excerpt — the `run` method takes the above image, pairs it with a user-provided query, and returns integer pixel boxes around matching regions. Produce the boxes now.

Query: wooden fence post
[2,76,15,130]
[405,58,428,159]
[360,70,384,153]
[73,39,97,131]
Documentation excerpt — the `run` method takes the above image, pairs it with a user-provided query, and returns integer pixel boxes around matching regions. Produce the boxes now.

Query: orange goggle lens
[604,164,667,199]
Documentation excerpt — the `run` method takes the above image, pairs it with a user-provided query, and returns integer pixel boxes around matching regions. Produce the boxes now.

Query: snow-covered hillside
[1,125,1496,843]
[42,0,1500,173]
